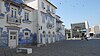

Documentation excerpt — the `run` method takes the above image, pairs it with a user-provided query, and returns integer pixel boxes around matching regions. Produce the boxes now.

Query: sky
[49,0,100,29]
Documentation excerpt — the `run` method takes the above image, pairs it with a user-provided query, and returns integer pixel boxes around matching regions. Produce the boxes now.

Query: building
[70,21,89,39]
[24,0,61,45]
[0,0,65,48]
[90,25,100,38]
[65,29,71,40]
[93,25,100,34]
[56,15,65,41]
[0,0,37,48]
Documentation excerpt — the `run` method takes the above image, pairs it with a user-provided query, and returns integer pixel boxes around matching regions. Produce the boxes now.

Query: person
[84,35,88,41]
[81,37,84,40]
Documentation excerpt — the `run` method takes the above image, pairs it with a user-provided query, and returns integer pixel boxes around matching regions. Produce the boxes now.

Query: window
[11,8,13,17]
[43,31,45,37]
[14,36,16,39]
[0,2,1,12]
[48,31,51,37]
[43,34,45,37]
[42,13,46,23]
[0,29,1,37]
[47,16,50,21]
[53,32,55,37]
[47,5,50,11]
[10,36,13,39]
[51,8,53,13]
[42,2,45,9]
[48,34,50,37]
[24,31,29,39]
[25,12,29,20]
[25,32,28,35]
[52,9,55,14]
[24,12,26,20]
[41,26,42,30]
[52,18,54,25]
[53,34,55,37]
[27,13,29,20]
[11,8,17,18]
[14,9,17,18]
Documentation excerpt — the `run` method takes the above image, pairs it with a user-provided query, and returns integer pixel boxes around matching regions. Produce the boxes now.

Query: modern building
[0,0,37,48]
[70,21,90,39]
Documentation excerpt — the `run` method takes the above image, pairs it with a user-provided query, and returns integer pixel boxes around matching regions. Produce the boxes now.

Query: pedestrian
[84,35,88,41]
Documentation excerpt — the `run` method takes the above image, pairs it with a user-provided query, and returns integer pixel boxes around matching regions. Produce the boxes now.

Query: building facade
[70,21,90,39]
[24,0,65,45]
[90,25,100,38]
[0,0,37,48]
[0,0,65,48]
[56,15,65,41]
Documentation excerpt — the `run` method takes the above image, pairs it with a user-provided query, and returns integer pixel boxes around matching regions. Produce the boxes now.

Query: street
[0,39,100,56]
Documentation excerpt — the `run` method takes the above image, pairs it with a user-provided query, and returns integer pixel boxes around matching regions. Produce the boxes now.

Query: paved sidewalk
[0,39,100,56]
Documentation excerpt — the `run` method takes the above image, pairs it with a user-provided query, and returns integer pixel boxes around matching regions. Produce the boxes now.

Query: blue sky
[49,0,100,29]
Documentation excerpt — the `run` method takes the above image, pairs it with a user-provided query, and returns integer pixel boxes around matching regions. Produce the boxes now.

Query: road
[0,39,100,56]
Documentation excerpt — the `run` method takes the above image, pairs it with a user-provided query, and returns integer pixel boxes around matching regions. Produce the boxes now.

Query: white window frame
[10,6,18,18]
[24,11,29,20]
[24,31,30,39]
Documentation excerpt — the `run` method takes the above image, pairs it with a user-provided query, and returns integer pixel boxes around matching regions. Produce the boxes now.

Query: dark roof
[12,0,24,4]
[56,15,61,18]
[45,0,57,9]
[56,19,63,23]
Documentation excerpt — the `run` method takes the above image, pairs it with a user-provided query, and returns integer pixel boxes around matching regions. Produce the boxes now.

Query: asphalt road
[0,39,100,56]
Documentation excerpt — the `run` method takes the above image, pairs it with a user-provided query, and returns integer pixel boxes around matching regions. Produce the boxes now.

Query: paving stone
[0,39,100,56]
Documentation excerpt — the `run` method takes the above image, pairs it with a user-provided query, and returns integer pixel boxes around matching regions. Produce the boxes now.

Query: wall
[0,1,37,47]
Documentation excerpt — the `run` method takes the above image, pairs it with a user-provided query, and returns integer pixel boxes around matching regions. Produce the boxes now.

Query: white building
[70,21,90,39]
[0,0,65,48]
[0,0,37,48]
[56,15,65,41]
[93,25,100,34]
[90,25,100,38]
[24,0,58,45]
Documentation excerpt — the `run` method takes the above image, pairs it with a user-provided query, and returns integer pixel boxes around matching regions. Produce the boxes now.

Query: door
[9,30,18,48]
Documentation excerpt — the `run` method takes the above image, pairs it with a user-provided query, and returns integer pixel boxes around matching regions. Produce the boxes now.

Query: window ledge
[22,19,32,24]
